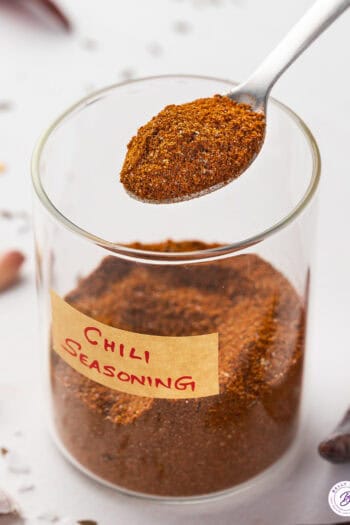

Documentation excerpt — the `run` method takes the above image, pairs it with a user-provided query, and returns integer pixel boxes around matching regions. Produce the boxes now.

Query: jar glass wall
[32,75,320,501]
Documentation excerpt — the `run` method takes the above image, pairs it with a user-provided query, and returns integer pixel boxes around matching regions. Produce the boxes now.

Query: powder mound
[120,95,265,202]
[52,240,305,496]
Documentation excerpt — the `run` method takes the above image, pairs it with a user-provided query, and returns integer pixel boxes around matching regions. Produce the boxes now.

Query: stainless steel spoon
[122,0,349,204]
[228,0,349,112]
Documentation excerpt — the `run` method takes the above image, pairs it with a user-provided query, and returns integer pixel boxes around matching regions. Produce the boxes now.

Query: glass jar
[31,75,320,501]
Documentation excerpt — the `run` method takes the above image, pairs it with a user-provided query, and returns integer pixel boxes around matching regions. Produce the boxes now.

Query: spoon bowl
[121,0,349,204]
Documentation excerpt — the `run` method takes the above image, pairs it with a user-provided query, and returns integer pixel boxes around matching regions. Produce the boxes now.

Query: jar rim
[31,74,321,265]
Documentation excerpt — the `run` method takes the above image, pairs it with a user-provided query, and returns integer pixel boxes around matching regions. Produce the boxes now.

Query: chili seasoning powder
[51,240,305,497]
[120,95,265,202]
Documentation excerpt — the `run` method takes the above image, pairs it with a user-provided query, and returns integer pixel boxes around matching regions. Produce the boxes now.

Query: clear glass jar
[31,75,320,501]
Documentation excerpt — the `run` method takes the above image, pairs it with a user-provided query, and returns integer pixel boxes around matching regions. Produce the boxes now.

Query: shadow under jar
[32,75,320,501]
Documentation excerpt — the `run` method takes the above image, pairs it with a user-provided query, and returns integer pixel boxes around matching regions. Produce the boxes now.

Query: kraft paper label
[51,291,219,399]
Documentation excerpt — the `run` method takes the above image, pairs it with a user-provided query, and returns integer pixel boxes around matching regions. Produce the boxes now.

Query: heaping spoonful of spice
[120,0,349,204]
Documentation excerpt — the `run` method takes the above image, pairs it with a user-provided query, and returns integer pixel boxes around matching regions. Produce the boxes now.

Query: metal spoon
[228,0,349,112]
[122,0,349,204]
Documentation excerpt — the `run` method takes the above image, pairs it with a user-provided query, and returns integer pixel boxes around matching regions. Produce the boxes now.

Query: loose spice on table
[51,240,305,497]
[120,95,265,202]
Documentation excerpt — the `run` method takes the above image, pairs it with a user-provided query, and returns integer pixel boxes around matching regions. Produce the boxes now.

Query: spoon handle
[237,0,349,109]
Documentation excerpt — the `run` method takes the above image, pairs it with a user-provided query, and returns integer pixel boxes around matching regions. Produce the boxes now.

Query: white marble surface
[1,0,350,523]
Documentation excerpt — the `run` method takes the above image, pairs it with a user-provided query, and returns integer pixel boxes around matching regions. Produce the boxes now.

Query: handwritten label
[51,291,219,399]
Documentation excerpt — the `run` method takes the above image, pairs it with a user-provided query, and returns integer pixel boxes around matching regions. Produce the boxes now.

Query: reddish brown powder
[51,240,305,497]
[120,96,265,202]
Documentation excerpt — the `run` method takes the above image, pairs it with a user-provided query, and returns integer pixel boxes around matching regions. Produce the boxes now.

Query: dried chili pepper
[319,408,350,463]
[32,0,71,31]
[0,251,25,292]
[0,0,71,32]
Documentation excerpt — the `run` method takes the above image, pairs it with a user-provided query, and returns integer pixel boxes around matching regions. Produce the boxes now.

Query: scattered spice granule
[17,482,35,493]
[146,42,163,57]
[0,251,25,293]
[0,210,13,219]
[0,210,30,221]
[1,447,9,456]
[77,521,97,525]
[120,95,265,202]
[172,20,192,34]
[0,162,6,174]
[81,38,98,51]
[0,210,31,234]
[0,101,13,111]
[119,68,136,81]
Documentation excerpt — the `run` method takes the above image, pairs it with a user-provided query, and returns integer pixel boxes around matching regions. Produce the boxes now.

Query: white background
[1,0,350,523]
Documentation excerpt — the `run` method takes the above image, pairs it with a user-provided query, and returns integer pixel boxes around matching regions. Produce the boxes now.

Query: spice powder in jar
[51,240,305,497]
